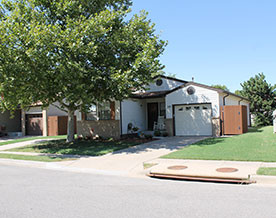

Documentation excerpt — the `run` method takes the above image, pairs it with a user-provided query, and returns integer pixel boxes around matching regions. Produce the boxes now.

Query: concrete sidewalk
[0,138,55,151]
[55,136,206,177]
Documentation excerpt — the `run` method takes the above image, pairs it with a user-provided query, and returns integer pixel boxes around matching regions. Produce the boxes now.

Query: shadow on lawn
[190,137,226,147]
[26,139,142,156]
[17,136,208,156]
[247,127,263,133]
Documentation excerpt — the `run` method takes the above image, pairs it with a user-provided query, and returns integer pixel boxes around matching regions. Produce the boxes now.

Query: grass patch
[162,126,276,162]
[257,167,276,176]
[143,163,158,169]
[0,153,74,162]
[0,135,67,146]
[8,139,142,156]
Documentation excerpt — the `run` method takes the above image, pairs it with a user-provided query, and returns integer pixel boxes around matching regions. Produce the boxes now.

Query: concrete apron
[147,159,262,184]
[55,137,207,177]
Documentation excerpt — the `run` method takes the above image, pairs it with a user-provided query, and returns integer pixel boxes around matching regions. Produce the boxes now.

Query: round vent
[187,86,195,95]
[156,79,163,86]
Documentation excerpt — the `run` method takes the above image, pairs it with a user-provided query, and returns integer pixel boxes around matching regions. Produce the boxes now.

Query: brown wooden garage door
[26,114,43,135]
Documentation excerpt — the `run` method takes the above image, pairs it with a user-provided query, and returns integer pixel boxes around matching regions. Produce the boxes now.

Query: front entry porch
[121,95,168,136]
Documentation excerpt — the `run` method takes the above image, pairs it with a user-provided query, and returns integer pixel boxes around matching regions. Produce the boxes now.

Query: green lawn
[0,135,67,146]
[257,167,276,176]
[8,139,141,156]
[162,126,276,162]
[0,153,74,162]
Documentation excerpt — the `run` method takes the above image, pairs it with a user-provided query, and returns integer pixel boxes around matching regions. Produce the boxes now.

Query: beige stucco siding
[143,77,185,93]
[166,85,220,118]
[121,99,146,134]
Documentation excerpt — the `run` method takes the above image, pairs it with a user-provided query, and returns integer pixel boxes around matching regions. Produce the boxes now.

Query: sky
[130,0,276,92]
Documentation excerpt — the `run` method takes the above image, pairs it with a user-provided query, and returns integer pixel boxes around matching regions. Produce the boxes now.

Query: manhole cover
[167,165,188,170]
[216,167,238,173]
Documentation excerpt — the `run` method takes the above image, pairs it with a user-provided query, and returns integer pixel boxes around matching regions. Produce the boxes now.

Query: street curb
[148,172,254,184]
[0,158,127,177]
[251,174,276,185]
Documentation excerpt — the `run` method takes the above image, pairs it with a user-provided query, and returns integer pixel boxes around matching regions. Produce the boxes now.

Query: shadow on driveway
[110,136,207,155]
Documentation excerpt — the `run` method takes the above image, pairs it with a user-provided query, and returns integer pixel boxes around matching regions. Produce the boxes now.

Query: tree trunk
[66,109,75,143]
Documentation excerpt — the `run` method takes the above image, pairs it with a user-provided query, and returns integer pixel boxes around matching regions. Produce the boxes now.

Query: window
[86,102,111,120]
[187,87,195,95]
[186,107,192,111]
[202,106,208,110]
[86,104,97,121]
[194,106,200,110]
[98,102,111,120]
[160,102,166,117]
[156,79,163,86]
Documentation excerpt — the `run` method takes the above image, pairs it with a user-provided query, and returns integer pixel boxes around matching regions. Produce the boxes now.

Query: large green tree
[0,0,166,142]
[240,73,276,126]
[211,84,229,91]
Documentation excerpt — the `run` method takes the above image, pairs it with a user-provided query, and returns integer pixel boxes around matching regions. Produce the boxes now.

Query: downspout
[238,99,242,105]
[221,94,230,136]
[223,94,229,106]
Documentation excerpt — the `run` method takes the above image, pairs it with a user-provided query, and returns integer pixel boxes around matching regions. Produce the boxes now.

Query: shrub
[154,130,161,136]
[132,126,139,132]
[145,134,153,139]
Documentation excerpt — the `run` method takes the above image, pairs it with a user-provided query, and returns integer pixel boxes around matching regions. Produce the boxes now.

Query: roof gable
[143,75,187,93]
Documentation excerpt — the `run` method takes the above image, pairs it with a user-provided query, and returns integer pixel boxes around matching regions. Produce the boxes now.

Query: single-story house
[1,76,250,138]
[78,76,251,138]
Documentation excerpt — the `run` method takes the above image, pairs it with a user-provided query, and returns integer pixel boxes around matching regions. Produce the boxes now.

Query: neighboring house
[21,103,81,136]
[0,102,80,136]
[78,75,251,138]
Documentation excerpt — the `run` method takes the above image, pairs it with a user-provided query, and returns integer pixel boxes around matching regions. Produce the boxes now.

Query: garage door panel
[26,114,43,135]
[175,104,212,136]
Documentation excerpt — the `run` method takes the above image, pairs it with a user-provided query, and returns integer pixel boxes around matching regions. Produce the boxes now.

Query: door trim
[147,102,159,130]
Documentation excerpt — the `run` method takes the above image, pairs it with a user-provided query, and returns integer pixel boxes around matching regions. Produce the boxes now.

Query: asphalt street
[0,164,276,218]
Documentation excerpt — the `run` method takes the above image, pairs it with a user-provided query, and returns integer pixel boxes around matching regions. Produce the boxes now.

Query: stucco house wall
[121,99,146,134]
[143,77,185,93]
[166,85,220,118]
[165,84,221,137]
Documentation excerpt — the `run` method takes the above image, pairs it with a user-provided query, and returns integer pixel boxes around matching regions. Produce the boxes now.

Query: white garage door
[175,104,212,136]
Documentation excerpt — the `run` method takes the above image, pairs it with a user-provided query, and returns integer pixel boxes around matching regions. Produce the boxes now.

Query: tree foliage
[240,73,276,126]
[0,0,166,141]
[234,90,242,96]
[211,84,229,91]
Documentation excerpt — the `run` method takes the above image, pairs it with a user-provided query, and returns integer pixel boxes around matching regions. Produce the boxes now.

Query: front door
[147,103,158,130]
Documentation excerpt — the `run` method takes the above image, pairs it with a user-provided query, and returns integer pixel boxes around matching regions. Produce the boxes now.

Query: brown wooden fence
[221,105,248,135]
[47,116,76,136]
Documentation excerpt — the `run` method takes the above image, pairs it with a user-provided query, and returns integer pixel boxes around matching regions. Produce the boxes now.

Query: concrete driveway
[57,136,206,176]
